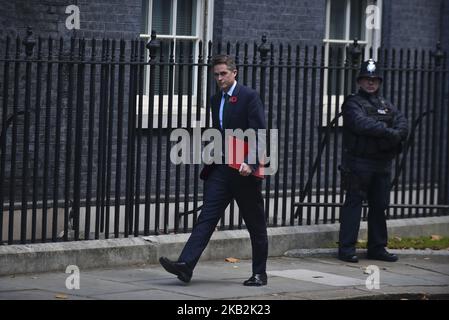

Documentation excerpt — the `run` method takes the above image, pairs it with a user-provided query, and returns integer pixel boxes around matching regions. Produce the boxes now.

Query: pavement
[1,249,448,301]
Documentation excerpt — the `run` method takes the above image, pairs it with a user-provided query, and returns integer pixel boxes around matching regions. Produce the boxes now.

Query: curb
[284,248,449,262]
[0,216,448,276]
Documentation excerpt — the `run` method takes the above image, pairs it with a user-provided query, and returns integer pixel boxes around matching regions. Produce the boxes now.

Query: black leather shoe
[159,257,192,283]
[367,251,398,262]
[243,273,267,286]
[338,253,359,263]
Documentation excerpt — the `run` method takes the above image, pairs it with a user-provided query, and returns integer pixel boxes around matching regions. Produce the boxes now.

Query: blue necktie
[222,94,230,129]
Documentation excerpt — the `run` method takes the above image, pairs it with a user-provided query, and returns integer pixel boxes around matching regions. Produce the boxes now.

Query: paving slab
[0,289,93,300]
[267,269,365,286]
[286,288,380,300]
[92,288,203,300]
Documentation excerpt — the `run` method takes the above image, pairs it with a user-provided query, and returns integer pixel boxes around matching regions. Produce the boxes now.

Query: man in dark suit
[159,54,268,286]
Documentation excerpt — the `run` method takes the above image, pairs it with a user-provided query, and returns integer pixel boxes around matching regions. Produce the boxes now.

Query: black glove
[385,128,402,145]
[397,128,408,141]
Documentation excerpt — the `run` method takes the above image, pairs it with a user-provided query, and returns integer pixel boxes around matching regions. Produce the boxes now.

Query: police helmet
[357,59,382,82]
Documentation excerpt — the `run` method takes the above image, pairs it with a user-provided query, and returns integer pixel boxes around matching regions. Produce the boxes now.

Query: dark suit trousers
[179,165,268,274]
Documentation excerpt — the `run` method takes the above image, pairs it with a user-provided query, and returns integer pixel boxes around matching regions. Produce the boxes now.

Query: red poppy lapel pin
[229,96,238,104]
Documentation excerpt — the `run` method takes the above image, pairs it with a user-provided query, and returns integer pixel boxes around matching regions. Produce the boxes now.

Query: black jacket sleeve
[392,107,409,141]
[343,97,390,137]
[245,90,266,172]
[342,97,398,140]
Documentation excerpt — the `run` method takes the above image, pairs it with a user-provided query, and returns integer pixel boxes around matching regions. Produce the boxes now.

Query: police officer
[338,59,409,263]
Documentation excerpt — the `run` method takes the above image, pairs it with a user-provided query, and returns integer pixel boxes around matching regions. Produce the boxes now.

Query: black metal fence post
[105,39,116,239]
[125,39,138,237]
[433,42,448,213]
[0,36,11,243]
[51,38,63,242]
[31,36,42,243]
[85,38,97,240]
[63,37,76,241]
[282,44,292,226]
[144,30,159,236]
[72,38,86,241]
[134,39,146,236]
[290,44,300,226]
[273,43,283,226]
[164,39,175,235]
[349,38,362,92]
[115,39,126,236]
[8,36,21,245]
[258,34,269,224]
[40,37,52,242]
[20,27,35,244]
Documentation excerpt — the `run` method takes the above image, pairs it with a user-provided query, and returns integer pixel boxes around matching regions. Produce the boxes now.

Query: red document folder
[227,136,264,179]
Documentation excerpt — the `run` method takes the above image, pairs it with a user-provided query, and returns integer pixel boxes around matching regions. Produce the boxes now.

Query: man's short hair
[212,54,237,71]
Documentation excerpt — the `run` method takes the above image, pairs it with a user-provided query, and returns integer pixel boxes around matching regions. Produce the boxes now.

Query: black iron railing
[0,29,448,244]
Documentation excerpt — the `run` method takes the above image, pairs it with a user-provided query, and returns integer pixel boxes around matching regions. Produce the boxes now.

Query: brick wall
[382,0,447,51]
[443,0,449,53]
[213,0,326,47]
[0,0,142,39]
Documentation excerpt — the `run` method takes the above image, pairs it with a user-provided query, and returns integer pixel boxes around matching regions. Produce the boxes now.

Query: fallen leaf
[55,294,68,299]
[430,235,442,241]
[225,257,240,263]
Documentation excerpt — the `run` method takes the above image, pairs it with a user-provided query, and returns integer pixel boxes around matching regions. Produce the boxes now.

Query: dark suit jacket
[200,83,266,180]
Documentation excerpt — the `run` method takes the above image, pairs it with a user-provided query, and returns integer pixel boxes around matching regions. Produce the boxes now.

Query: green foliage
[329,236,449,250]
[387,236,449,250]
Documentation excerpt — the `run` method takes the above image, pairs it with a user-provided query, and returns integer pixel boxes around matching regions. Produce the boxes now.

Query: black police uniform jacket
[342,89,409,162]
